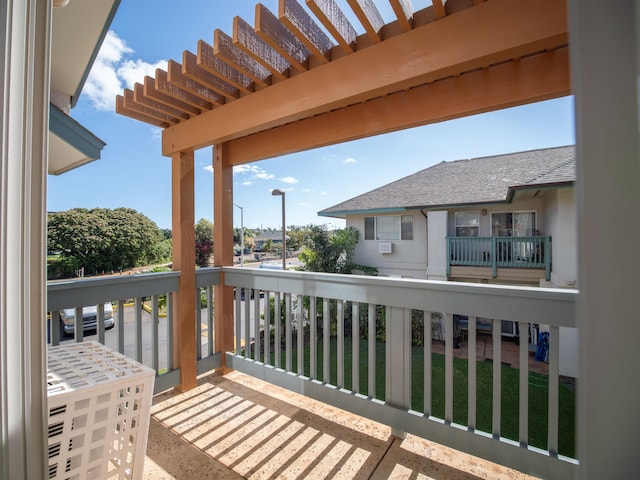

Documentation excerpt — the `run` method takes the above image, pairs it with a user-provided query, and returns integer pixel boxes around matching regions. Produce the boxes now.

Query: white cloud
[299,202,310,208]
[83,30,168,112]
[343,157,357,164]
[301,188,311,193]
[204,165,214,173]
[319,190,328,196]
[255,172,275,180]
[281,176,299,184]
[242,180,253,186]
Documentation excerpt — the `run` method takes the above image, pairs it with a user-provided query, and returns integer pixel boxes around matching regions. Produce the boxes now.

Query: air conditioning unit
[378,242,393,254]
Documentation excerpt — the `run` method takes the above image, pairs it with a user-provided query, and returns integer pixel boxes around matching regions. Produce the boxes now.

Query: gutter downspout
[420,209,428,272]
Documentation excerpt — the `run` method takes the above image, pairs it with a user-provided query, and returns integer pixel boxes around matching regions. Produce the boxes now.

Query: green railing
[447,236,551,280]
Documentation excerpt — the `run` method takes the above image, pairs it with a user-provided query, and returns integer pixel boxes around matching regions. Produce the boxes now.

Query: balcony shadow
[145,370,535,480]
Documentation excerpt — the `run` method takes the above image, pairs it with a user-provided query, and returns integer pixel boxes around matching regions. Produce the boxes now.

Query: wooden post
[213,143,234,372]
[171,150,197,391]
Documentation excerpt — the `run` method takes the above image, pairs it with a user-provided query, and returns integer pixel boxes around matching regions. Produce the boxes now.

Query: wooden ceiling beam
[226,48,570,165]
[305,0,358,54]
[255,3,310,73]
[432,0,446,19]
[346,0,384,44]
[162,0,567,156]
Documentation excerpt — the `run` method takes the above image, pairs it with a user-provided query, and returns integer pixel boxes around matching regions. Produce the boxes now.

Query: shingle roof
[319,146,575,218]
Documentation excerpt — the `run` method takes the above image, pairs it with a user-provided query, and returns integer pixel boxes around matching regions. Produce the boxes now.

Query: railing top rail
[222,267,576,328]
[47,271,181,311]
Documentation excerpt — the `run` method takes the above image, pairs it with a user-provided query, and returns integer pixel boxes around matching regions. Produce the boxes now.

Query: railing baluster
[548,325,560,454]
[492,318,502,437]
[285,293,292,371]
[323,298,330,383]
[337,300,344,388]
[352,302,359,394]
[235,291,241,354]
[166,294,173,371]
[519,321,529,446]
[97,303,105,345]
[74,306,83,343]
[297,295,304,375]
[135,297,143,363]
[254,289,261,362]
[368,303,376,398]
[274,292,281,368]
[445,313,454,422]
[264,291,271,366]
[50,311,61,346]
[151,295,159,371]
[310,295,317,379]
[424,310,432,415]
[468,316,477,429]
[117,300,125,354]
[244,288,251,359]
[207,286,214,357]
[196,288,202,360]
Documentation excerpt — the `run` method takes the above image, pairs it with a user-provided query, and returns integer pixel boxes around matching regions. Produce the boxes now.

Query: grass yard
[257,335,576,458]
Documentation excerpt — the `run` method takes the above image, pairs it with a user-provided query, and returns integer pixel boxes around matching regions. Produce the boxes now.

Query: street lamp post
[271,189,286,270]
[233,203,244,267]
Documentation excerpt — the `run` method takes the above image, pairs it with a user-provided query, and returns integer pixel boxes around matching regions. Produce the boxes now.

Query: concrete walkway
[144,370,537,480]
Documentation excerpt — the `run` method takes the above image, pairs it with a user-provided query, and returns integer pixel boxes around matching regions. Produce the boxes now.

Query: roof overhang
[48,104,107,175]
[48,0,120,175]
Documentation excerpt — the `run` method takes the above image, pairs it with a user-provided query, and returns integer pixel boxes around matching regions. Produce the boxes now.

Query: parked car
[58,303,115,336]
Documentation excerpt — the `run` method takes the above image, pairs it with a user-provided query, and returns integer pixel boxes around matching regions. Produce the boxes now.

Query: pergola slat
[123,89,180,125]
[161,0,568,155]
[279,0,333,63]
[197,40,254,94]
[133,83,190,121]
[346,0,384,43]
[306,0,357,54]
[233,15,290,80]
[116,94,172,128]
[214,29,272,87]
[143,75,202,116]
[167,60,225,106]
[389,0,414,32]
[255,4,310,73]
[156,69,213,112]
[182,50,239,101]
[433,0,446,19]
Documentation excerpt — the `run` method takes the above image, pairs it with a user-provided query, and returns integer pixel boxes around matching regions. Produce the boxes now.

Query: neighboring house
[254,231,288,250]
[319,145,578,376]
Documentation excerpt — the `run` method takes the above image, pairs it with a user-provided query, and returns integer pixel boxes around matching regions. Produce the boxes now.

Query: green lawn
[257,336,576,458]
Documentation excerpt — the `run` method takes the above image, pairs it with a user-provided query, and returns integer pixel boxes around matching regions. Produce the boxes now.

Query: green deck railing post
[491,236,497,278]
[545,236,552,281]
[446,237,451,276]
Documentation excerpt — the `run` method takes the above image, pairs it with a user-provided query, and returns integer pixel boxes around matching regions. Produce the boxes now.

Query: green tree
[298,225,377,275]
[195,218,214,267]
[47,207,163,277]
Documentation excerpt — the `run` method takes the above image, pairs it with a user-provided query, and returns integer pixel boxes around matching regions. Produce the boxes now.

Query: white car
[58,303,115,336]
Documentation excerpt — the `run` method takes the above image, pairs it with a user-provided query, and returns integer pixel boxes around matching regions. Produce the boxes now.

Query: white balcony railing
[47,267,577,479]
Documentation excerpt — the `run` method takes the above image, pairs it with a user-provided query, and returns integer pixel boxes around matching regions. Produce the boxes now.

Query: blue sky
[47,0,575,231]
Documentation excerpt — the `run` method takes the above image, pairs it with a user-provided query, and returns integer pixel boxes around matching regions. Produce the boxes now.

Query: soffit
[115,0,569,162]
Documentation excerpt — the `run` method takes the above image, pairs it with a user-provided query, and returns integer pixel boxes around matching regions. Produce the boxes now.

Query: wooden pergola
[116,0,569,392]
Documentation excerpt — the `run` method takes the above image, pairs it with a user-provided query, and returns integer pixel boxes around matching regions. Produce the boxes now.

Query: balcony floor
[144,368,537,479]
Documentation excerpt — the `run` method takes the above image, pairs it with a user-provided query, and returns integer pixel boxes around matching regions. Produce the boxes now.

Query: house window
[364,215,413,240]
[455,211,479,237]
[491,211,536,236]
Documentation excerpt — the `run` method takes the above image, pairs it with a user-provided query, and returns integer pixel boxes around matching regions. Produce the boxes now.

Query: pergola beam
[162,0,567,156]
[226,48,570,164]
